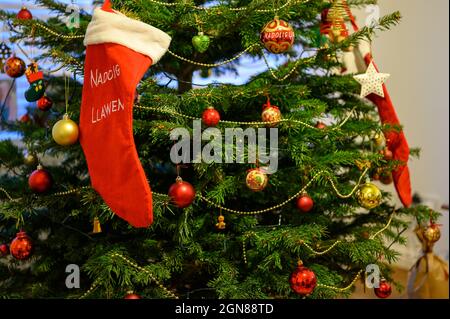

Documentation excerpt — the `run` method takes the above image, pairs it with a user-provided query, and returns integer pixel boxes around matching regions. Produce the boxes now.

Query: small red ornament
[374,279,392,298]
[380,148,393,160]
[20,114,31,123]
[4,55,26,78]
[28,165,53,193]
[124,291,141,299]
[296,193,314,213]
[290,261,317,296]
[260,17,295,54]
[380,172,393,185]
[315,122,327,129]
[37,95,53,111]
[17,7,33,20]
[0,244,9,257]
[261,99,281,127]
[10,231,33,260]
[168,177,196,208]
[202,107,220,127]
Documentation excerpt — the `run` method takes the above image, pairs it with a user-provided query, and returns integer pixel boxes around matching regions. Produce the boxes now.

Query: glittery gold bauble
[356,182,382,209]
[423,225,441,244]
[246,168,268,192]
[52,114,79,146]
[24,153,38,167]
[260,17,295,54]
[261,103,281,127]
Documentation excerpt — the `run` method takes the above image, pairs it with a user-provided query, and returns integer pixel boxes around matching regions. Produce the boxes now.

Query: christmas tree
[0,0,441,299]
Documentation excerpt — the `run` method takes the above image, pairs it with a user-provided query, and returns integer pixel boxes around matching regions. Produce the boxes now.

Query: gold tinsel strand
[144,0,307,13]
[135,104,356,129]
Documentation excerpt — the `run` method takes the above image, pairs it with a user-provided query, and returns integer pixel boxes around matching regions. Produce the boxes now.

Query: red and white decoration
[353,61,390,98]
[79,0,171,227]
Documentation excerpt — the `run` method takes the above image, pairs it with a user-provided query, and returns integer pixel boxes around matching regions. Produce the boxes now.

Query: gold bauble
[52,113,79,146]
[423,225,441,244]
[246,168,269,192]
[261,105,282,127]
[356,182,382,209]
[24,153,38,166]
[373,133,386,147]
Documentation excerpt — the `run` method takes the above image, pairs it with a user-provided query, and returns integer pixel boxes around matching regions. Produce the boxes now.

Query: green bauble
[192,32,210,53]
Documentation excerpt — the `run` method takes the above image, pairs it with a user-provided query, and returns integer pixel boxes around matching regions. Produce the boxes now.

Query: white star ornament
[353,61,390,98]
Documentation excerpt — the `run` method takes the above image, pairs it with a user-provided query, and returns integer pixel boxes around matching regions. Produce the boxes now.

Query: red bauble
[124,291,141,299]
[37,96,53,111]
[290,262,317,296]
[374,279,392,298]
[202,107,220,127]
[260,17,295,54]
[0,244,9,257]
[4,56,26,78]
[17,7,33,20]
[10,231,33,260]
[380,148,393,160]
[20,114,31,123]
[296,194,314,213]
[315,122,327,129]
[28,165,53,193]
[168,177,196,208]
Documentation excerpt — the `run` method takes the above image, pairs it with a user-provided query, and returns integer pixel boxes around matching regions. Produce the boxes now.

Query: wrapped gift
[407,226,449,299]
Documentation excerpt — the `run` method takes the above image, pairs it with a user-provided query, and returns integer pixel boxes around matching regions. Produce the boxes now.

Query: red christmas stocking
[79,0,171,227]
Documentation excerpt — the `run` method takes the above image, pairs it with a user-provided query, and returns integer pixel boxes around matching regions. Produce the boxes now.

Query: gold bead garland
[0,187,14,201]
[52,186,91,197]
[145,0,306,13]
[136,104,356,130]
[79,253,179,299]
[34,22,85,39]
[240,212,395,293]
[197,167,369,216]
[260,50,313,82]
[109,253,179,299]
[316,270,363,292]
[167,43,259,68]
[0,186,90,202]
[1,167,369,216]
[26,23,315,81]
[79,278,101,299]
[302,240,342,256]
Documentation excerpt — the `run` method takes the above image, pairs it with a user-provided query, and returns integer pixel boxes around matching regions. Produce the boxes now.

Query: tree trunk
[177,64,195,93]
